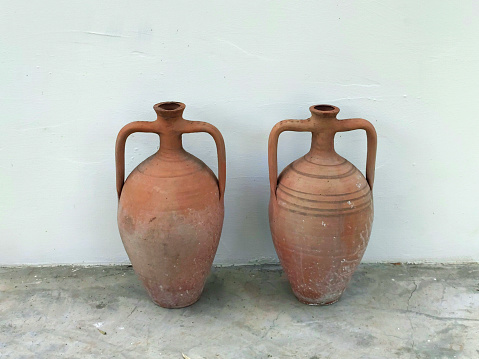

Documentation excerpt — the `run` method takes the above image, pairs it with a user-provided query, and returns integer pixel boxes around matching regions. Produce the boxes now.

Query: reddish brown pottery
[115,102,226,308]
[268,105,377,305]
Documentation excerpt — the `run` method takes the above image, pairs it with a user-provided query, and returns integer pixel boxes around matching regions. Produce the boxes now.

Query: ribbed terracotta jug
[268,105,377,305]
[115,102,226,308]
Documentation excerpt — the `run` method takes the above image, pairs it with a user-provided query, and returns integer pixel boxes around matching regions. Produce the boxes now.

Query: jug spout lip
[309,104,339,118]
[154,101,185,119]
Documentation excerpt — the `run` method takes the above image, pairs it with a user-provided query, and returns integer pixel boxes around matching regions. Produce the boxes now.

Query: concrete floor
[0,264,478,359]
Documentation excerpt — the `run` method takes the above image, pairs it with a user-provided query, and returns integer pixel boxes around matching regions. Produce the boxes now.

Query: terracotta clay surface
[268,105,377,305]
[115,102,226,308]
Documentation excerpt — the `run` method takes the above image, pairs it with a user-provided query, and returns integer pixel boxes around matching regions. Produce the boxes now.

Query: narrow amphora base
[293,290,343,306]
[150,294,202,309]
[140,275,206,309]
[296,296,342,306]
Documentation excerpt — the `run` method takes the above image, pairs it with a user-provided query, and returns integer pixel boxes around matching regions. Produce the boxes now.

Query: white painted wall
[1,1,478,265]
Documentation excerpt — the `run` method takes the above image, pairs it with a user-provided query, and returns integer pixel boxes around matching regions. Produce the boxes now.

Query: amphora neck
[308,104,339,155]
[154,102,186,152]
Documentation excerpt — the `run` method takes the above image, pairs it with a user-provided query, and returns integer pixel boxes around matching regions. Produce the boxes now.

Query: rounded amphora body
[116,102,226,308]
[268,105,377,305]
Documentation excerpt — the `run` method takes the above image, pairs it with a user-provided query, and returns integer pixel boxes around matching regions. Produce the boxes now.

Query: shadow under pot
[268,104,377,305]
[115,102,226,308]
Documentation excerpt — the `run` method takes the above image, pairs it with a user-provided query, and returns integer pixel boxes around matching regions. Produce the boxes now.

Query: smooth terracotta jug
[268,105,377,305]
[116,102,226,308]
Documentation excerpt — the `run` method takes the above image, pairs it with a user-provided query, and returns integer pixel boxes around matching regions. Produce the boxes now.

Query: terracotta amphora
[268,105,377,305]
[115,102,226,308]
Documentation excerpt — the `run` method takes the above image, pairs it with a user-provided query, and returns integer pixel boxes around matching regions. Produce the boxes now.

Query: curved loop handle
[335,118,377,190]
[179,120,226,201]
[268,119,313,200]
[115,121,158,199]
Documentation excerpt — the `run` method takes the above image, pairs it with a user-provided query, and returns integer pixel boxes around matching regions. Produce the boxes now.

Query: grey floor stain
[0,264,478,358]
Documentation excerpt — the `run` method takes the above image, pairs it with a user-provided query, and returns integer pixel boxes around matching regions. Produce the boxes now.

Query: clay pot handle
[179,121,226,201]
[335,118,377,190]
[268,119,313,199]
[115,121,158,199]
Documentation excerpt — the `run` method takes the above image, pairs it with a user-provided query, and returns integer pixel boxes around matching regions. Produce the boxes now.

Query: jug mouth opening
[154,102,185,118]
[314,105,335,111]
[310,104,339,117]
[155,102,184,111]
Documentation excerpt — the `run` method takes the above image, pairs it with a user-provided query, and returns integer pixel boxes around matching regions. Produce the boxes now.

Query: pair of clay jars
[116,102,377,308]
